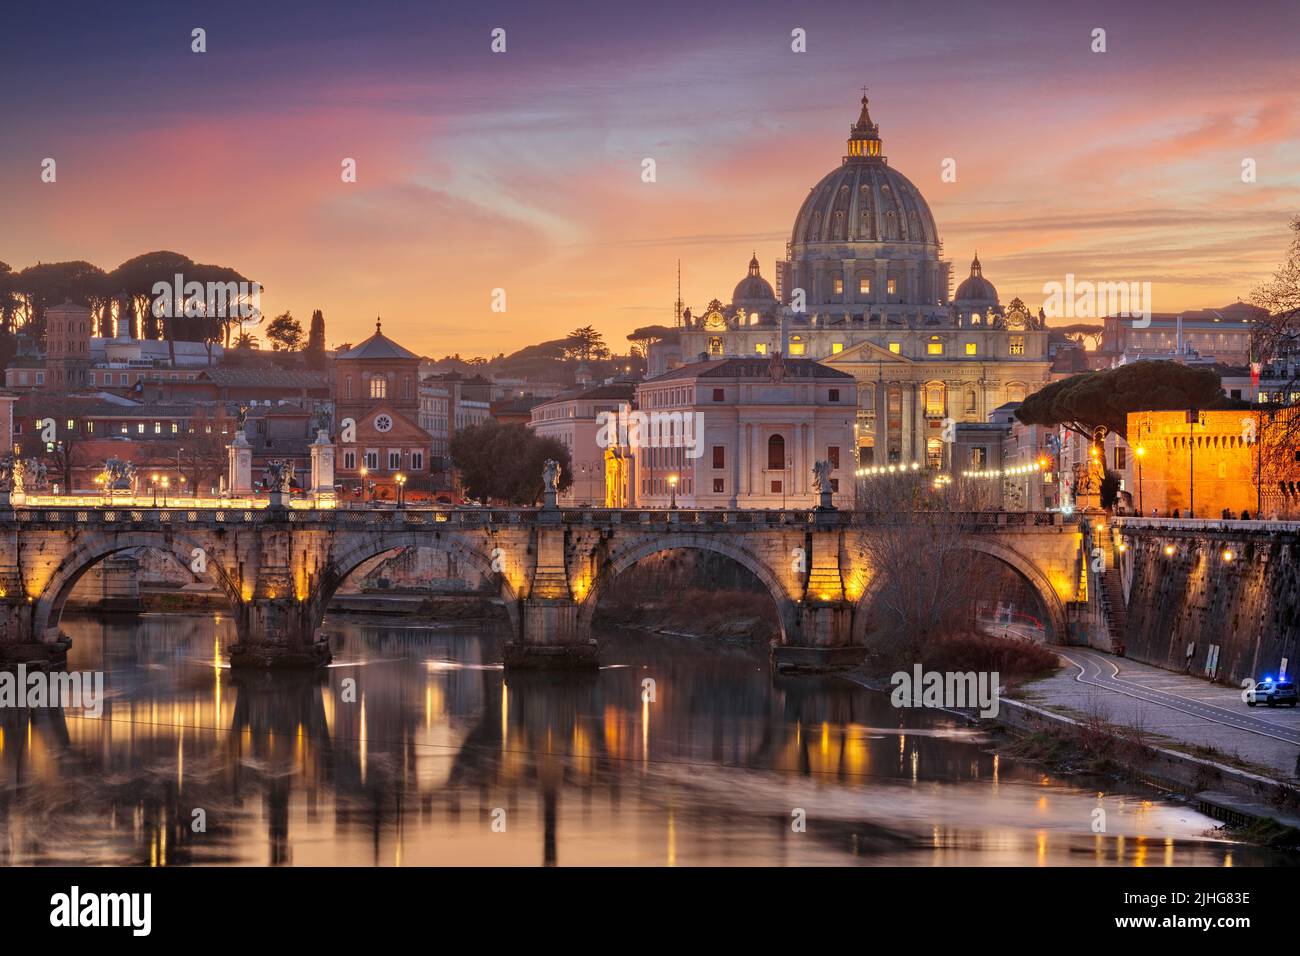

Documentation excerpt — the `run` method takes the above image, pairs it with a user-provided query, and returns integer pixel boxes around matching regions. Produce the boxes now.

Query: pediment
[823,339,914,366]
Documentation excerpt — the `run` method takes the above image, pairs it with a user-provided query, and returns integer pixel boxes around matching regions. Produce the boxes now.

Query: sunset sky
[3,0,1298,357]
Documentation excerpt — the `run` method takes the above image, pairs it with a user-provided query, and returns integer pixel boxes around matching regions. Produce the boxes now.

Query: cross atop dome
[846,88,882,161]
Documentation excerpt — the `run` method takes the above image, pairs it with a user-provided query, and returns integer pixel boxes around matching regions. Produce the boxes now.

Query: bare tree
[1251,215,1300,470]
[853,469,1000,661]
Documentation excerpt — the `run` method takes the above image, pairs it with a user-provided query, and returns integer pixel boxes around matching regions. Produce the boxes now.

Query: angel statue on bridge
[811,459,834,494]
[0,457,18,493]
[542,458,561,491]
[264,460,294,493]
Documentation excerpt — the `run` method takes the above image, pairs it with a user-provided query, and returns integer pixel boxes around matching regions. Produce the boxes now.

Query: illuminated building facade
[672,94,1052,471]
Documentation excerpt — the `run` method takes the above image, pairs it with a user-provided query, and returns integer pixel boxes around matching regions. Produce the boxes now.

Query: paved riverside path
[1020,647,1300,779]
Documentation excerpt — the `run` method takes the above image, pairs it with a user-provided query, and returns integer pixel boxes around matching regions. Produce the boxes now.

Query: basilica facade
[668,94,1052,469]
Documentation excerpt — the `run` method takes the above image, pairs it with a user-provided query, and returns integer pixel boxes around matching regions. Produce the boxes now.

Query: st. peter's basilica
[660,93,1052,469]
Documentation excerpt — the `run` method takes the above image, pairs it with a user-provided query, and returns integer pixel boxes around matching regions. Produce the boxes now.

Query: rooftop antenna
[674,260,684,328]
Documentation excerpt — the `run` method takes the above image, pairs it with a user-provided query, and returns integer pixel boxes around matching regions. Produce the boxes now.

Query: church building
[664,93,1053,471]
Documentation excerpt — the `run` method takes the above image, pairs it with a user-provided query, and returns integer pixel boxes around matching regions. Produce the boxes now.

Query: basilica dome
[732,254,776,304]
[790,96,939,250]
[783,94,949,322]
[954,254,998,302]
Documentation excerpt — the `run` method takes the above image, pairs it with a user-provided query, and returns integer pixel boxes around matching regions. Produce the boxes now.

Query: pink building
[634,356,856,509]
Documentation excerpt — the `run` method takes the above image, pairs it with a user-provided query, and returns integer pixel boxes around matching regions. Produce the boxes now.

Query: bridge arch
[310,530,520,638]
[31,530,241,641]
[576,534,798,645]
[850,536,1069,645]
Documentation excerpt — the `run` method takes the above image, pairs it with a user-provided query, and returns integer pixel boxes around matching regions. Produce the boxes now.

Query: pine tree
[306,309,327,369]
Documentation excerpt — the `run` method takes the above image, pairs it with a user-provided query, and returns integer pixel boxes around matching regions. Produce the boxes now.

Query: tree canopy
[1015,361,1222,440]
[449,421,572,504]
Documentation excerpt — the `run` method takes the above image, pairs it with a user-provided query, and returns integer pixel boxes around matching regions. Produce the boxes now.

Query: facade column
[735,419,746,502]
[901,384,914,463]
[800,421,811,489]
[874,382,887,465]
[792,424,803,498]
[874,259,888,308]
[753,424,764,499]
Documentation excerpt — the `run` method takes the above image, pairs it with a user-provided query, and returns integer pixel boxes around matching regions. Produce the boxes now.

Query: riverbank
[840,666,1300,847]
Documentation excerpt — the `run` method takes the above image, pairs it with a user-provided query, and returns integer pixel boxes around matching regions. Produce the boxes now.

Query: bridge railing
[1115,516,1300,535]
[2,505,1068,530]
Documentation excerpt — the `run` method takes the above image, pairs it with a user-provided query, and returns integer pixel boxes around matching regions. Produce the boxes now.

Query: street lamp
[360,466,369,505]
[668,473,678,510]
[161,476,170,507]
[395,472,406,508]
[151,473,159,507]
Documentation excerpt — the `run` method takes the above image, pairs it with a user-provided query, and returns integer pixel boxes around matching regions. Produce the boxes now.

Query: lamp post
[1135,444,1145,516]
[360,466,369,506]
[668,473,678,510]
[396,472,406,508]
[151,473,159,507]
[161,476,169,507]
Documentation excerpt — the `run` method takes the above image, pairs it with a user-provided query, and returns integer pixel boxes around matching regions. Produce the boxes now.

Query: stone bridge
[0,504,1086,670]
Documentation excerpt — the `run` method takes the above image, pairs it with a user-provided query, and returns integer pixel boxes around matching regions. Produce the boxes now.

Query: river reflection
[0,613,1279,866]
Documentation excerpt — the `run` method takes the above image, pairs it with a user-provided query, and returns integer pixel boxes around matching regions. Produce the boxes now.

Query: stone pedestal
[228,433,253,495]
[310,430,335,499]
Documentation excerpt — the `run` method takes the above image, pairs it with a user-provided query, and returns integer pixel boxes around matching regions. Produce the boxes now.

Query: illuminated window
[887,279,897,295]
[833,277,844,295]
[925,383,945,416]
[137,423,145,434]
[965,342,977,355]
[888,342,901,354]
[927,341,943,355]
[171,423,178,434]
[927,438,944,469]
[1009,336,1025,355]
[831,342,843,354]
[859,277,871,295]
[369,376,387,399]
[755,342,767,355]
[789,336,805,356]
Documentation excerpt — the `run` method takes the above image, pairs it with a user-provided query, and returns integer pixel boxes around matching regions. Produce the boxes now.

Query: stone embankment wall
[1119,521,1300,686]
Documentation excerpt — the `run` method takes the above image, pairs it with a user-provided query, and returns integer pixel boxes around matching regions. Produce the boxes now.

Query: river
[0,612,1281,866]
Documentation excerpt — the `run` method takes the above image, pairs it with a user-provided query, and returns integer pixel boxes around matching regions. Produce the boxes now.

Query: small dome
[954,254,998,303]
[732,254,776,305]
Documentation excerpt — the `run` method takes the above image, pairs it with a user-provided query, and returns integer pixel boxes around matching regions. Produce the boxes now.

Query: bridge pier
[772,524,864,673]
[504,598,597,669]
[229,597,332,668]
[503,520,597,669]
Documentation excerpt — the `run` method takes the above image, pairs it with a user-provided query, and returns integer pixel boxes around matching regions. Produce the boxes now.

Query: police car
[1246,677,1298,707]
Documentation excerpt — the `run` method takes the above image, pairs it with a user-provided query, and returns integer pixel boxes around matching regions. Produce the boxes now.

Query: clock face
[374,414,393,433]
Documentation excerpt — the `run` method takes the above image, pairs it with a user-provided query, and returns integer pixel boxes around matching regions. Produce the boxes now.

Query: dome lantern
[846,90,883,161]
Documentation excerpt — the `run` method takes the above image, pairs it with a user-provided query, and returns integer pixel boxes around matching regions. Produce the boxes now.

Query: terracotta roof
[337,329,419,361]
[198,368,329,389]
[647,357,854,382]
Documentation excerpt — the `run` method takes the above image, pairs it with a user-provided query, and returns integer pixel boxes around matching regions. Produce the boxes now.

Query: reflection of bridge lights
[1222,549,1234,562]
[1163,544,1176,556]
